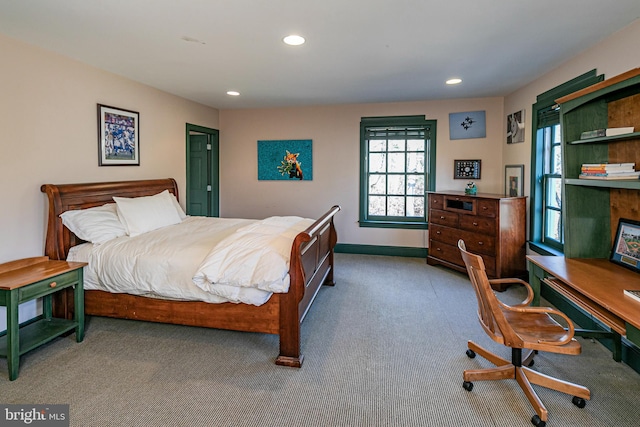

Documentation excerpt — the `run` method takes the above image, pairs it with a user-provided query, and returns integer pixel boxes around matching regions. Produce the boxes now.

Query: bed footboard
[276,205,340,367]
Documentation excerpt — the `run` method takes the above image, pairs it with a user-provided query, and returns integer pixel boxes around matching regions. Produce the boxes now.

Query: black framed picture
[97,104,140,166]
[610,218,640,273]
[454,159,481,179]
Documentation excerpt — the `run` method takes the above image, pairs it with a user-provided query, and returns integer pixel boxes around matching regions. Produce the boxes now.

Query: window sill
[359,220,428,230]
[528,241,563,256]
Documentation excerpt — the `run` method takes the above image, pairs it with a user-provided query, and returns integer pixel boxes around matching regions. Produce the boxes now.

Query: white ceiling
[1,1,639,110]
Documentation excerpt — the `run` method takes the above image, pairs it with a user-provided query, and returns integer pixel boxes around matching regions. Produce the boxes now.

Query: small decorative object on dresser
[427,191,527,289]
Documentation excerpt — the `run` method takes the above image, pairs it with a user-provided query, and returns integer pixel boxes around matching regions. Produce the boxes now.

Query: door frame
[185,123,219,217]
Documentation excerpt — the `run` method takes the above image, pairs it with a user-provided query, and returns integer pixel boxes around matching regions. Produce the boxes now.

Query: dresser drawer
[477,199,497,217]
[429,224,496,256]
[429,194,445,211]
[459,215,496,235]
[428,240,496,276]
[429,209,458,227]
[19,270,79,302]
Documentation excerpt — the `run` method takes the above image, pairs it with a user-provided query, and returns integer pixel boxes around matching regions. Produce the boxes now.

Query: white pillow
[169,192,187,220]
[60,203,127,244]
[113,190,183,237]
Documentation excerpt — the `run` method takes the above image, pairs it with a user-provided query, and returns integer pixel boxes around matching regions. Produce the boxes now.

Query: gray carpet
[1,254,639,426]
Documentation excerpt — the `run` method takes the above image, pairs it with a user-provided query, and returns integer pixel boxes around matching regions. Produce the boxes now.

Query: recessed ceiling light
[283,35,305,46]
[446,78,462,85]
[226,91,240,96]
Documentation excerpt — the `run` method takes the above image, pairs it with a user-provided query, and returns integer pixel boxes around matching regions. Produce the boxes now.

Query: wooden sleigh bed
[41,178,340,367]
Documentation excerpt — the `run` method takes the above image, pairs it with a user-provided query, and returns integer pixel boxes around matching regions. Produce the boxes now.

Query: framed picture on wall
[97,104,140,166]
[505,164,524,197]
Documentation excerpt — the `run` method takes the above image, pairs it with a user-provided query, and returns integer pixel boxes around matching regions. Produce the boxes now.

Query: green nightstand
[0,256,86,380]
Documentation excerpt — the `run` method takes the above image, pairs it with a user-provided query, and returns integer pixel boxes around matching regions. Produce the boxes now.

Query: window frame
[529,70,603,255]
[359,115,436,229]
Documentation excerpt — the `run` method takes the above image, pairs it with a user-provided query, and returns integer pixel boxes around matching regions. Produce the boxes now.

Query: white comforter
[67,215,313,306]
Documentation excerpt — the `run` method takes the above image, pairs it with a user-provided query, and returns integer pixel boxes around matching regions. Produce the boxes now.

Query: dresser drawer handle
[472,222,478,226]
[440,216,446,219]
[436,248,441,251]
[49,282,57,288]
[478,242,484,246]
[482,206,488,210]
[436,231,441,235]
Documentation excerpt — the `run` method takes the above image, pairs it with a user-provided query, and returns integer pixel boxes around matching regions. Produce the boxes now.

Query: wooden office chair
[457,240,590,427]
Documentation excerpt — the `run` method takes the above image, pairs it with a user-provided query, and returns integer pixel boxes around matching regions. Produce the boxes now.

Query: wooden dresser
[427,191,526,285]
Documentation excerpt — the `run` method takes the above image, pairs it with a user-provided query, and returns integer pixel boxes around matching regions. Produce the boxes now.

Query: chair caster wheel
[462,381,473,391]
[466,349,476,358]
[572,396,586,408]
[531,414,546,427]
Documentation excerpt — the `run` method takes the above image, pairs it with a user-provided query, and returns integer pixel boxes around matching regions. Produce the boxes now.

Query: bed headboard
[41,178,179,260]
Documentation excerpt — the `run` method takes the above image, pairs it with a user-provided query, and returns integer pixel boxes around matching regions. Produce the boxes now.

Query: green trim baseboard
[334,243,427,258]
[542,281,640,374]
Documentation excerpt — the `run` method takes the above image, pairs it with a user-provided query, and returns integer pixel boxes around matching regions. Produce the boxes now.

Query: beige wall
[219,98,504,248]
[0,34,219,265]
[0,34,219,326]
[503,19,640,199]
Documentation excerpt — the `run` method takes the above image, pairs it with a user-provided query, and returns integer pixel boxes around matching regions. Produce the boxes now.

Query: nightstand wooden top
[0,256,86,290]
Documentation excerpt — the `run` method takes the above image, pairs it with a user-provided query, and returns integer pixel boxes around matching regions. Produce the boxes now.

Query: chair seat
[502,309,582,355]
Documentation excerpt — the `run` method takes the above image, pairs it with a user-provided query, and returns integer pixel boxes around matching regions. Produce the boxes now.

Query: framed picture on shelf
[610,218,640,273]
[97,104,140,166]
[505,164,524,197]
[454,159,481,179]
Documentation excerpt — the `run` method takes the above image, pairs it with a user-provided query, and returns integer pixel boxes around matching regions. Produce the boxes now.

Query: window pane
[552,145,562,174]
[406,152,424,173]
[387,196,405,216]
[368,196,385,215]
[387,175,405,195]
[545,209,562,242]
[406,196,424,217]
[407,139,424,151]
[369,175,386,195]
[388,153,405,172]
[369,153,386,173]
[388,140,405,151]
[546,177,562,209]
[407,174,424,195]
[369,140,386,152]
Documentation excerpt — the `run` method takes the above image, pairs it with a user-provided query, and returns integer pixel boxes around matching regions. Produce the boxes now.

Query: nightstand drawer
[19,270,79,302]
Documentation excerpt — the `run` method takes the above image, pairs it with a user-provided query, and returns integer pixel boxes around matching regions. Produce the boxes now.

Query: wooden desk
[0,256,86,380]
[527,256,640,362]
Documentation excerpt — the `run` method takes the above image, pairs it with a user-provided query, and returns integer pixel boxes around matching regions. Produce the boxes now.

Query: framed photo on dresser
[610,218,640,273]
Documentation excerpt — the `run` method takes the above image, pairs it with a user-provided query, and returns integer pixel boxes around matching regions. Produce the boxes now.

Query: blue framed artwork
[449,110,486,140]
[257,139,313,181]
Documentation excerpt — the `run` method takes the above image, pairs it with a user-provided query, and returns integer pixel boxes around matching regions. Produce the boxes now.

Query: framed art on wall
[454,159,481,179]
[505,164,524,197]
[257,139,313,181]
[449,111,486,140]
[97,104,140,166]
[506,109,525,144]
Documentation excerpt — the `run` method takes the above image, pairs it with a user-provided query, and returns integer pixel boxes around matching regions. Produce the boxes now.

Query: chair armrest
[489,278,534,306]
[506,305,576,345]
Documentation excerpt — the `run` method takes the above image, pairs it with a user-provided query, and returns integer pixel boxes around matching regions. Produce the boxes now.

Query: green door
[186,124,219,217]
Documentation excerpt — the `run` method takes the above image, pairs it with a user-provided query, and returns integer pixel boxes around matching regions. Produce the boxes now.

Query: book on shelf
[581,166,635,173]
[580,127,635,139]
[624,290,640,304]
[579,171,640,180]
[581,162,635,168]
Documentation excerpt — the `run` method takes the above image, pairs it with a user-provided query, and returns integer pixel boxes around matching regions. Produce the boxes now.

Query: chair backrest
[458,239,523,348]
